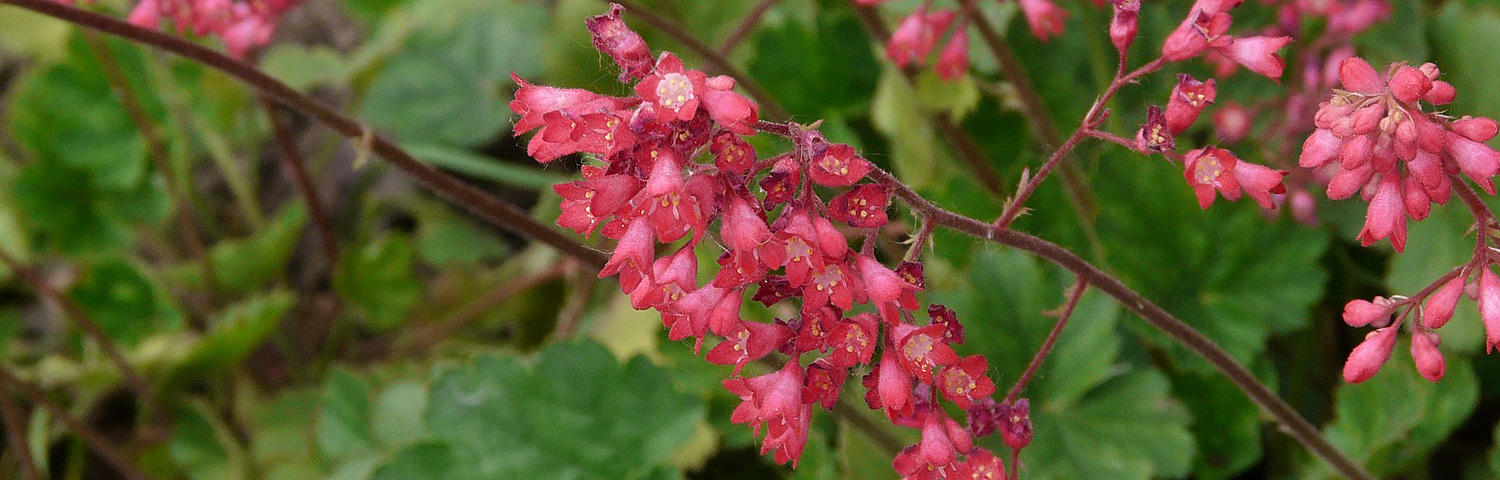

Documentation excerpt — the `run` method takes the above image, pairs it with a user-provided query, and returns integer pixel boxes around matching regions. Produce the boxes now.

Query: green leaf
[1095,160,1328,372]
[871,67,947,190]
[936,248,1194,480]
[1429,2,1500,119]
[69,259,182,347]
[361,1,546,146]
[176,291,295,378]
[318,370,376,459]
[914,71,981,121]
[371,443,456,480]
[11,159,133,255]
[0,9,70,63]
[399,340,704,480]
[747,10,880,117]
[169,401,246,480]
[12,37,148,190]
[1303,356,1478,479]
[336,234,421,330]
[259,44,349,91]
[1173,371,1263,479]
[371,382,430,449]
[165,204,307,295]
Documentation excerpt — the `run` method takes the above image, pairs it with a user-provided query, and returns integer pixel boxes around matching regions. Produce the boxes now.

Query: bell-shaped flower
[1342,326,1398,383]
[707,321,792,375]
[937,355,995,408]
[585,3,654,81]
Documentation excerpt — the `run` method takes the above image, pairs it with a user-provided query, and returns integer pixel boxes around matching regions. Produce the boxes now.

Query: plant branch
[966,6,1096,222]
[81,31,222,299]
[0,366,150,480]
[0,249,158,418]
[716,0,780,56]
[869,167,1374,480]
[1005,278,1087,403]
[259,95,339,264]
[848,2,1009,199]
[603,0,790,121]
[993,57,1166,229]
[400,262,568,354]
[0,377,41,480]
[0,0,610,270]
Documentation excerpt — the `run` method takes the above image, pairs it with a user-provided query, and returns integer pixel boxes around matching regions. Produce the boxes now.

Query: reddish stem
[716,0,780,56]
[260,95,340,265]
[0,366,150,480]
[1004,278,1088,403]
[0,377,41,480]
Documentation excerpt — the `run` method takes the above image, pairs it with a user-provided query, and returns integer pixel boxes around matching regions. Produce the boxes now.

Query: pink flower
[999,399,1034,450]
[952,448,1007,480]
[886,7,953,67]
[706,321,792,375]
[829,184,890,228]
[635,53,708,122]
[711,132,757,174]
[701,75,760,135]
[1480,268,1500,353]
[1356,173,1407,252]
[1136,105,1175,152]
[1184,146,1241,208]
[936,355,995,408]
[1341,297,1393,327]
[725,359,811,466]
[864,344,915,420]
[809,144,873,186]
[1219,35,1291,80]
[1165,73,1217,134]
[598,217,655,287]
[802,358,848,409]
[1342,326,1397,383]
[1018,0,1069,41]
[893,409,973,475]
[892,324,958,382]
[1162,11,1231,61]
[1212,101,1252,143]
[1232,159,1289,209]
[858,254,920,325]
[586,3,654,82]
[1110,0,1140,54]
[1423,275,1466,329]
[1411,331,1445,382]
[827,313,878,367]
[935,31,970,81]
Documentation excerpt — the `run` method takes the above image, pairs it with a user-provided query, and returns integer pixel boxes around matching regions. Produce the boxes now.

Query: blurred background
[0,0,1497,478]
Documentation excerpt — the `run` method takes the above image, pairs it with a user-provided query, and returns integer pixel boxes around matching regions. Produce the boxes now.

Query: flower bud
[1453,116,1499,143]
[1424,81,1456,104]
[1343,326,1397,383]
[1479,268,1500,353]
[999,399,1033,450]
[1342,297,1393,327]
[1411,331,1445,382]
[1110,0,1140,54]
[1388,66,1433,103]
[1423,275,1465,329]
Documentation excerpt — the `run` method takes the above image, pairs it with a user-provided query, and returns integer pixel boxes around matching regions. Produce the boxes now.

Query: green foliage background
[0,0,1497,479]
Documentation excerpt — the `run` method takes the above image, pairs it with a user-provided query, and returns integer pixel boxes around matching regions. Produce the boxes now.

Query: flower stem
[1005,278,1087,404]
[0,377,42,480]
[870,167,1375,480]
[716,0,780,56]
[259,95,339,264]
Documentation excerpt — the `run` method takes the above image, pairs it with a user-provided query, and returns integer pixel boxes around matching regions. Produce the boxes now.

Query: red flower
[586,3,653,81]
[635,53,708,122]
[893,323,959,383]
[858,254,920,325]
[864,345,915,420]
[937,355,995,408]
[893,409,973,477]
[1161,11,1231,62]
[630,244,697,310]
[886,7,954,67]
[829,184,890,228]
[1165,73,1217,134]
[1110,0,1140,54]
[1481,268,1500,353]
[759,156,802,209]
[952,448,1007,480]
[803,261,857,312]
[827,313,878,367]
[598,217,655,292]
[999,399,1034,450]
[809,144,873,187]
[802,358,848,409]
[1136,105,1175,152]
[711,132,757,174]
[726,359,811,466]
[707,321,792,375]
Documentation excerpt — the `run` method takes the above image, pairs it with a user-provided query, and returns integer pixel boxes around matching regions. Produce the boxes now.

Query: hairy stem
[870,168,1374,480]
[1005,278,1087,403]
[0,366,150,480]
[0,0,610,269]
[259,95,339,264]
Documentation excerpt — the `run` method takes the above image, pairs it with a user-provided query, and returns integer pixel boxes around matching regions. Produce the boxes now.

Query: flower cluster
[514,4,1020,475]
[859,0,1070,81]
[1300,57,1499,252]
[1314,58,1500,383]
[1118,0,1290,210]
[113,0,301,57]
